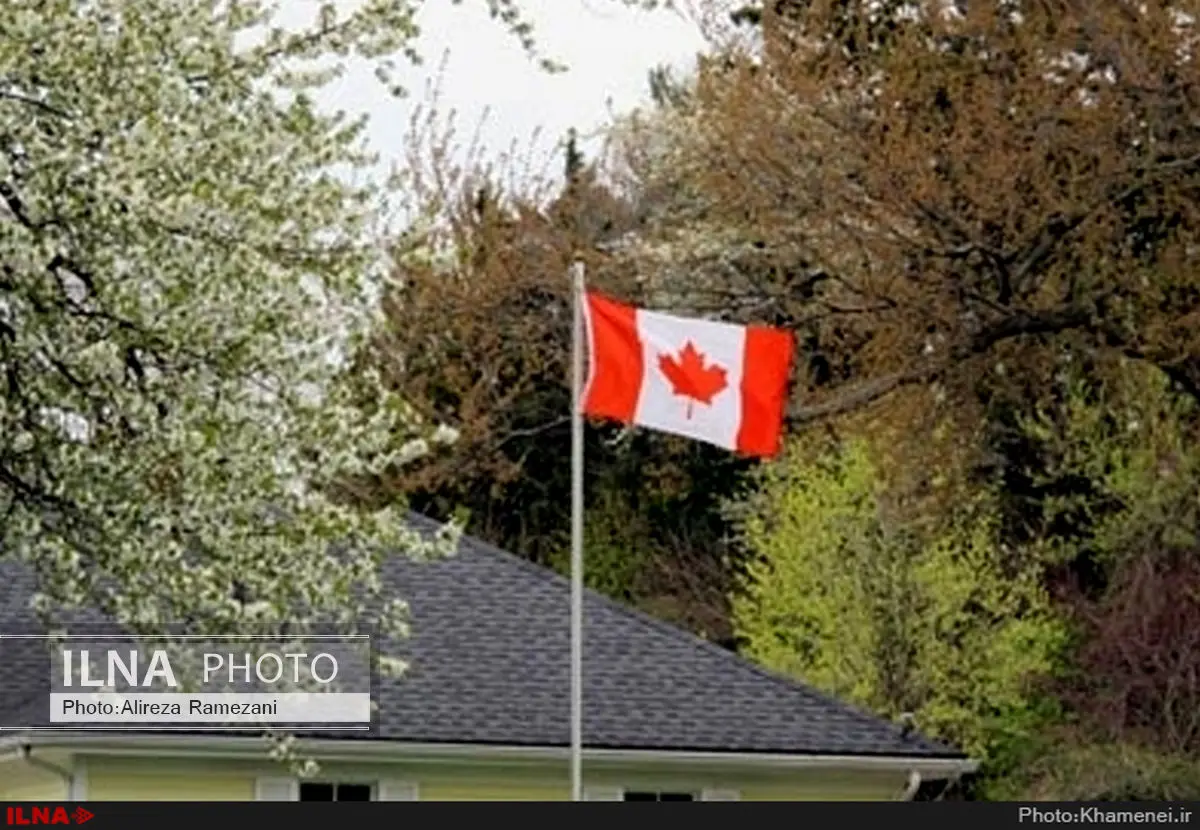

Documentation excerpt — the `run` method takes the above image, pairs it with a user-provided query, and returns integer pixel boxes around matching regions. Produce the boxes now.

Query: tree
[597,0,1200,792]
[1001,742,1200,801]
[0,0,587,640]
[731,436,1066,761]
[353,102,640,558]
[345,97,754,638]
[617,0,1200,432]
[1017,360,1200,755]
[1062,552,1200,755]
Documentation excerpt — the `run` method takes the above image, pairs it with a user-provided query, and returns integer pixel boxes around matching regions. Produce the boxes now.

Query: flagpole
[569,259,586,802]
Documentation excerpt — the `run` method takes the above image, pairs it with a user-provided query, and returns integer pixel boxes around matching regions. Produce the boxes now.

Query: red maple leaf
[657,341,729,419]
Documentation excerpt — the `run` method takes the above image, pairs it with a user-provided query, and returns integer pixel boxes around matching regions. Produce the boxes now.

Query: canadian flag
[581,291,795,457]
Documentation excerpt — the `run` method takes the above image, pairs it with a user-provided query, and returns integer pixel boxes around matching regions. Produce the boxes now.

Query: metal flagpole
[569,259,586,802]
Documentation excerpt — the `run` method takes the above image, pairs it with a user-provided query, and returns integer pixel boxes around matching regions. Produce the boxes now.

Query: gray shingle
[0,513,964,758]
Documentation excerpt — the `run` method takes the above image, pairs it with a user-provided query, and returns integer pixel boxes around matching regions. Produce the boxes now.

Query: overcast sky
[315,1,707,185]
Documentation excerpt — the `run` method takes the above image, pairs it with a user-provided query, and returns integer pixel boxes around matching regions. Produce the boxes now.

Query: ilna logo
[4,806,94,825]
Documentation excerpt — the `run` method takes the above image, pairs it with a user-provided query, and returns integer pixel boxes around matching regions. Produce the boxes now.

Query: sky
[314,1,708,186]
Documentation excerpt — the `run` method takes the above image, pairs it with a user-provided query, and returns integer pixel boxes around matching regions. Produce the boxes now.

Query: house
[0,514,975,801]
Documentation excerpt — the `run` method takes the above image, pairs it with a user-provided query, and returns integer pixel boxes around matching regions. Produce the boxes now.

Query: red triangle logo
[72,807,94,824]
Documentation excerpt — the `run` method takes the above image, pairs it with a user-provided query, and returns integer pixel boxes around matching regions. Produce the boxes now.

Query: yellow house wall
[70,755,909,801]
[84,759,254,801]
[0,760,68,800]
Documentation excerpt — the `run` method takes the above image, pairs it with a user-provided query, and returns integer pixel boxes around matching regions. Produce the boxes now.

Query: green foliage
[731,438,1067,760]
[1019,359,1200,570]
[1008,358,1200,759]
[992,741,1200,801]
[548,492,651,602]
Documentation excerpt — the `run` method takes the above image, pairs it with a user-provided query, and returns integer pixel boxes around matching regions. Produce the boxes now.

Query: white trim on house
[68,757,88,800]
[254,776,299,801]
[376,780,419,801]
[700,788,740,801]
[2,733,978,779]
[582,786,623,801]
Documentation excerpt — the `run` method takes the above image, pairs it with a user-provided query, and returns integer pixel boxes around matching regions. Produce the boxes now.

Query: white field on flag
[637,310,745,449]
[582,292,794,457]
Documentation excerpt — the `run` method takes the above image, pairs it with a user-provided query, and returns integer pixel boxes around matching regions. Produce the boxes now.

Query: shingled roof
[0,513,964,759]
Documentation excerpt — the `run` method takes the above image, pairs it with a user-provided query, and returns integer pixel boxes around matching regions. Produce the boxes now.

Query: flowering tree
[0,0,592,640]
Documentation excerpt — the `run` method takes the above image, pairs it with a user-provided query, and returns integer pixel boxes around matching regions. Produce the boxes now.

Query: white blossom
[0,1,497,650]
[1,0,662,756]
[430,423,460,445]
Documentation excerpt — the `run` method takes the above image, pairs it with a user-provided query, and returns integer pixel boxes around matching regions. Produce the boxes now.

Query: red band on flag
[582,292,642,423]
[735,326,795,458]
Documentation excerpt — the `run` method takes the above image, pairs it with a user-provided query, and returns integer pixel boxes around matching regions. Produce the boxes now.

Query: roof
[0,513,965,759]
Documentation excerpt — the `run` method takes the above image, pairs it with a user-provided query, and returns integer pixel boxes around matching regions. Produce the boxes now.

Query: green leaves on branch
[731,439,1066,760]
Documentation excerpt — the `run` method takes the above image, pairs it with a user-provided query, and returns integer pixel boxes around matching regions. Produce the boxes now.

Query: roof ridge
[411,512,959,757]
